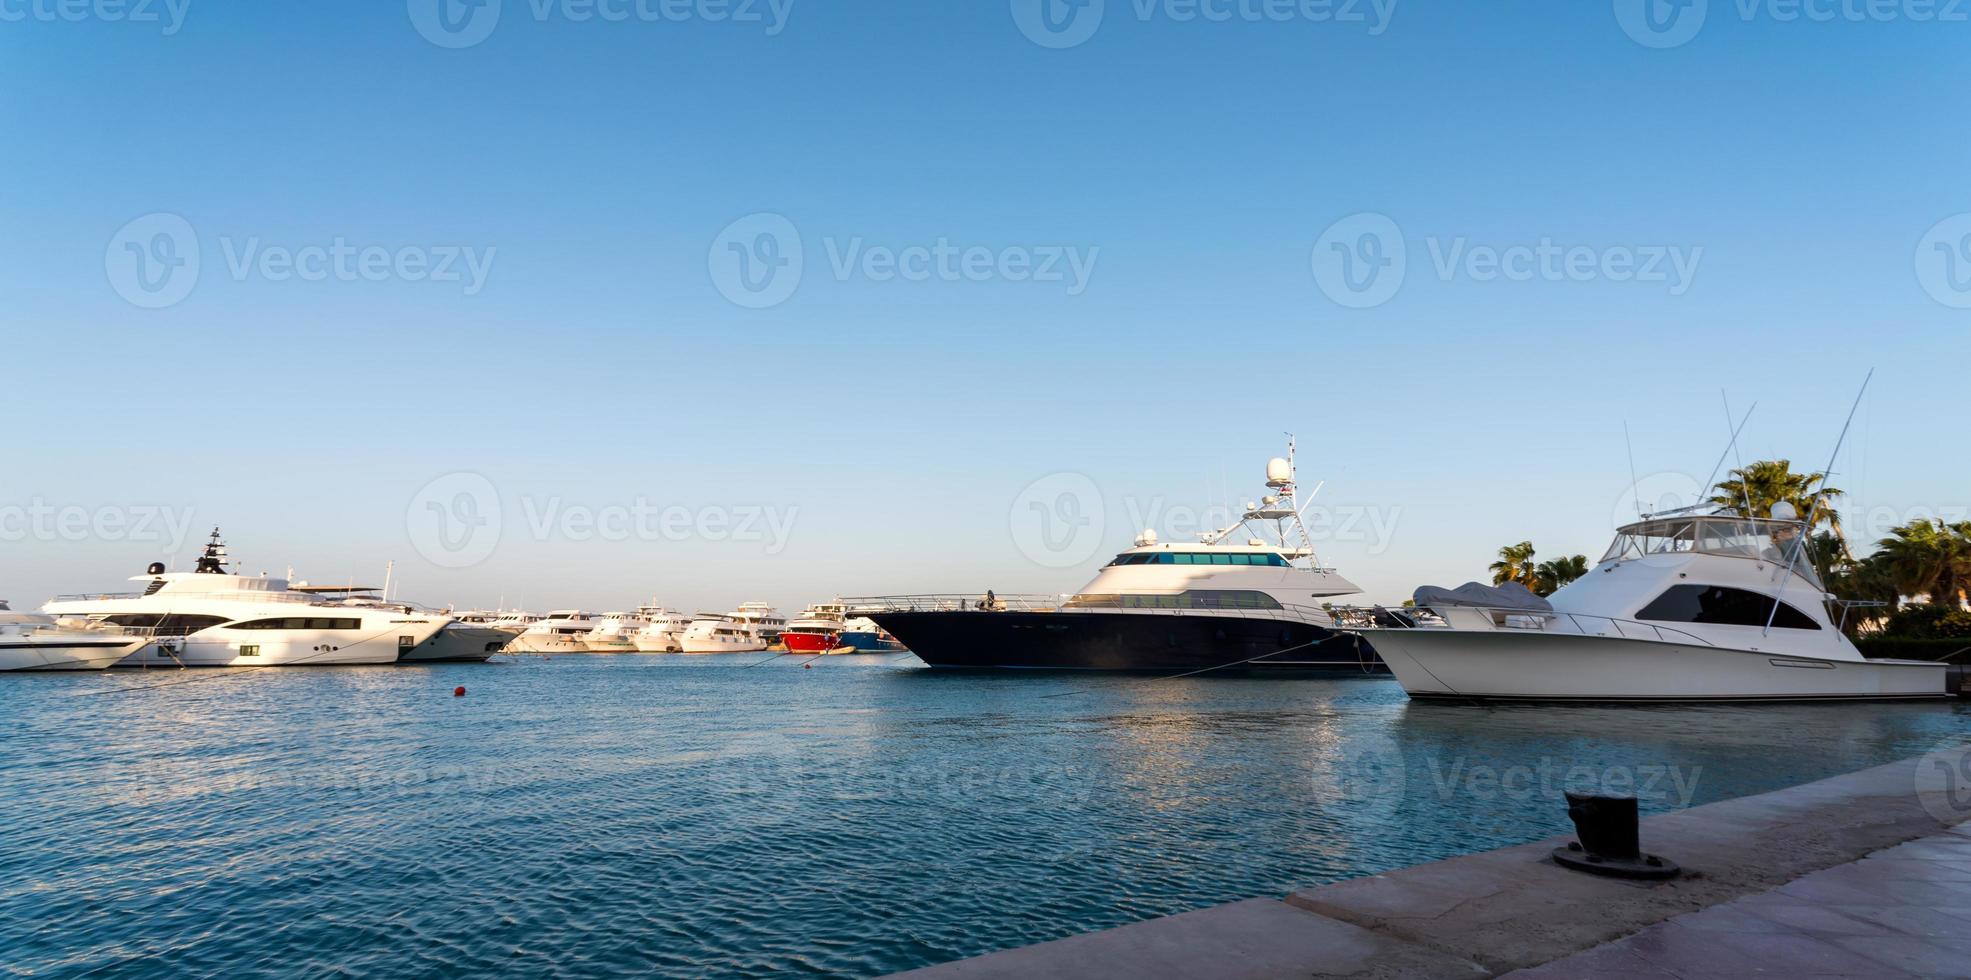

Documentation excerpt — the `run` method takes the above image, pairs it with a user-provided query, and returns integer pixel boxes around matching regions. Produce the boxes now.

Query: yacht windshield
[1600,517,1822,588]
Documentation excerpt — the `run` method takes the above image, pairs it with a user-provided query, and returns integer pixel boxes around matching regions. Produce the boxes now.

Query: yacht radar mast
[1198,435,1320,565]
[193,527,233,575]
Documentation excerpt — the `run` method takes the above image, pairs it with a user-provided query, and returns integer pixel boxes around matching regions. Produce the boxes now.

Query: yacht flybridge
[848,439,1380,672]
[42,530,450,667]
[1354,507,1948,702]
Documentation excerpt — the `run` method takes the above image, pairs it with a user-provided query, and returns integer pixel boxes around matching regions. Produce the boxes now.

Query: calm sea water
[6,654,1971,978]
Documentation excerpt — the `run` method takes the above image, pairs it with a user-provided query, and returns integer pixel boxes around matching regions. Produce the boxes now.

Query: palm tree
[1490,541,1538,588]
[1533,555,1590,596]
[1874,520,1970,608]
[1710,460,1845,537]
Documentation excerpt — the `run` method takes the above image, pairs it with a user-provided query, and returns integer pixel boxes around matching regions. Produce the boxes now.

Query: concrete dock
[891,744,1971,979]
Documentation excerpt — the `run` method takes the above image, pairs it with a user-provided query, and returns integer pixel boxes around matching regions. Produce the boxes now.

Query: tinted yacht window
[1636,585,1821,630]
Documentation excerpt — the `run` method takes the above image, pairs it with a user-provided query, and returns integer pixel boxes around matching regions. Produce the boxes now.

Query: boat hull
[0,637,145,671]
[678,638,768,654]
[1360,628,1949,702]
[780,630,841,654]
[866,610,1383,673]
[838,630,906,654]
[632,636,682,653]
[401,625,510,663]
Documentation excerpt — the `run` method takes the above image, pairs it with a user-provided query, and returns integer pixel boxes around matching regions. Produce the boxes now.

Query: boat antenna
[1764,369,1872,637]
[1717,393,1756,518]
[1623,422,1643,518]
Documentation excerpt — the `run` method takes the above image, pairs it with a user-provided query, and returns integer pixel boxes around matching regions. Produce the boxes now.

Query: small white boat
[1355,509,1948,702]
[0,601,145,671]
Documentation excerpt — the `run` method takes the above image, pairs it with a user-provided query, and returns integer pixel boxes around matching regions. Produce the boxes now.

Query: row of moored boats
[0,530,903,671]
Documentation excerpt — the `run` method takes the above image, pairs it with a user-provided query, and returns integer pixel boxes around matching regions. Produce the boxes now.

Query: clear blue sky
[2,1,1966,612]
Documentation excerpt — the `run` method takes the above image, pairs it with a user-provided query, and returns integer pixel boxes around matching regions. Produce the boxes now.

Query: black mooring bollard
[1551,792,1680,880]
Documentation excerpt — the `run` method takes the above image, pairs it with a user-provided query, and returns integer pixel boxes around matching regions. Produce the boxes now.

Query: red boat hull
[780,630,840,653]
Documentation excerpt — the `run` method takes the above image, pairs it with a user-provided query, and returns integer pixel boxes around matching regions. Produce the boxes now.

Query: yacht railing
[48,590,344,608]
[842,594,1341,628]
[1396,604,1717,647]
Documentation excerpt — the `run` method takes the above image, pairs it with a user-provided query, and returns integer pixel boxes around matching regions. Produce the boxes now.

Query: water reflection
[3,659,1968,978]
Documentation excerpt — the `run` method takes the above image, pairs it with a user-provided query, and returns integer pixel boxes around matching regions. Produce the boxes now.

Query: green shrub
[1883,603,1971,640]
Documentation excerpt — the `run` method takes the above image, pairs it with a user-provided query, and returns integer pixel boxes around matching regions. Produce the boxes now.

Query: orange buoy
[453,686,467,697]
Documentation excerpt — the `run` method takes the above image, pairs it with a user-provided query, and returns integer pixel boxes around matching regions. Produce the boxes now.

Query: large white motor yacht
[42,530,450,667]
[679,611,768,653]
[848,439,1376,672]
[1354,506,1948,702]
[632,607,692,652]
[0,600,146,671]
[504,610,599,654]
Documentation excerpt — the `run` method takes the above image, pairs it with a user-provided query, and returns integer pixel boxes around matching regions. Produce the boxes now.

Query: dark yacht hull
[867,610,1386,674]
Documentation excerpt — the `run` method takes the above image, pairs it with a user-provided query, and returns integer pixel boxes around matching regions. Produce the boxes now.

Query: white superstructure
[1357,511,1947,702]
[581,610,647,653]
[42,530,450,667]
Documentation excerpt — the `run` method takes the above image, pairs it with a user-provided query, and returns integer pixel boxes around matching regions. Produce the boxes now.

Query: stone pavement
[890,744,1971,979]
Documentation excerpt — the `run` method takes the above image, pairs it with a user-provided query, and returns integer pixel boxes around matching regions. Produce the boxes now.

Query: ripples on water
[5,655,1970,977]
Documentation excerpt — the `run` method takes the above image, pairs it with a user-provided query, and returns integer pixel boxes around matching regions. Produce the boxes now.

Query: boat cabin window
[1635,585,1821,631]
[100,613,231,636]
[1601,517,1821,588]
[1063,590,1283,610]
[1108,552,1290,567]
[231,617,364,631]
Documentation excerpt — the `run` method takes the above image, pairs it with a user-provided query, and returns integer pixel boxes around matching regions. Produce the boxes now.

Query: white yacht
[1354,506,1948,702]
[680,611,768,653]
[504,610,599,654]
[42,530,450,667]
[847,439,1374,672]
[0,600,146,671]
[632,607,692,652]
[733,601,785,645]
[581,610,647,653]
